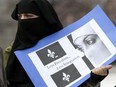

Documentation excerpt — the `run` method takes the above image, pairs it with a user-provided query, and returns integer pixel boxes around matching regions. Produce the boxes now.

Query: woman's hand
[92,65,112,76]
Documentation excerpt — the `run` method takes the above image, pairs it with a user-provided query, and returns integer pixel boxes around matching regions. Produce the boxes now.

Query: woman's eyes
[26,14,36,18]
[18,14,39,19]
[85,38,96,45]
[84,35,97,45]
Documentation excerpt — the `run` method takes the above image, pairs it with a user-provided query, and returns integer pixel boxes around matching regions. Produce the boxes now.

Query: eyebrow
[83,34,95,42]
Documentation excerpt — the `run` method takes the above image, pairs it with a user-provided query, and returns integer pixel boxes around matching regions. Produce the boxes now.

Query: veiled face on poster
[28,19,116,87]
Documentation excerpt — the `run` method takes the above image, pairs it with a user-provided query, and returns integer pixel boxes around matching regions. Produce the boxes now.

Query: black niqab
[6,0,63,85]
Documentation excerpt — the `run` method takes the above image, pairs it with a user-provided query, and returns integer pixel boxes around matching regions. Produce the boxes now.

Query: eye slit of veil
[18,13,39,19]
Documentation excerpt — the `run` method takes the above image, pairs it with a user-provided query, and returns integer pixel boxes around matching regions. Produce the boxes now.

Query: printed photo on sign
[36,42,66,65]
[51,64,81,87]
[70,20,112,66]
[67,34,94,70]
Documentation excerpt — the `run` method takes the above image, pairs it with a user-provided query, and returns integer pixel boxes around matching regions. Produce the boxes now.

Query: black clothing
[79,72,106,87]
[6,0,63,86]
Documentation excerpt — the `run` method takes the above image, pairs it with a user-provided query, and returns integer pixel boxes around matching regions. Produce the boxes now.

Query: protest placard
[15,5,116,87]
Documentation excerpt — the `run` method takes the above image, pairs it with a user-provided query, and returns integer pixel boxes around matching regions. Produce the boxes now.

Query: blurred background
[0,0,116,87]
[0,0,116,50]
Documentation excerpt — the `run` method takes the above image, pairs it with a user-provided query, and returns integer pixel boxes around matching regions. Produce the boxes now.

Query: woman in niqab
[6,0,112,87]
[6,0,63,87]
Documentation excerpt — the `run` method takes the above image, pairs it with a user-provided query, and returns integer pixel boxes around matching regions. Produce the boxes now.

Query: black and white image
[67,34,95,70]
[51,64,81,87]
[36,42,66,65]
[70,24,111,66]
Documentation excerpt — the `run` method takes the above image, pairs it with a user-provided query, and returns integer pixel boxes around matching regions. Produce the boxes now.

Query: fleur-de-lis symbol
[62,72,70,82]
[47,49,55,58]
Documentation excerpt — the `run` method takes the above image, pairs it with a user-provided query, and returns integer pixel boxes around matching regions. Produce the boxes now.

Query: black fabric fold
[91,71,108,82]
